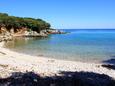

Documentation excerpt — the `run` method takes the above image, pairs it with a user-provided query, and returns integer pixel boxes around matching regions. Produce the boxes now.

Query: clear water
[5,29,115,63]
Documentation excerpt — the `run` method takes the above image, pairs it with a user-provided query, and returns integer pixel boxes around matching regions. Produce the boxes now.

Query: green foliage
[0,13,51,33]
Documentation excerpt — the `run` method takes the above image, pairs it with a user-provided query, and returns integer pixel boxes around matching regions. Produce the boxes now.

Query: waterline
[5,29,115,63]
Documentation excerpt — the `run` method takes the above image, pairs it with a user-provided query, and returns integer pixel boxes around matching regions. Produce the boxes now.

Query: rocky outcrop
[0,26,65,42]
[23,31,48,37]
[0,33,12,42]
[0,27,13,42]
[47,29,66,34]
[13,29,66,37]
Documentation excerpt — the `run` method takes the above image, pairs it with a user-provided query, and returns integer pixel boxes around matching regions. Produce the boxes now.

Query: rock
[23,31,48,37]
[0,31,13,42]
[47,29,66,34]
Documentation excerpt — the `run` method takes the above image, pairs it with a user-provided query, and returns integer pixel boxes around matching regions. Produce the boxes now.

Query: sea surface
[5,29,115,63]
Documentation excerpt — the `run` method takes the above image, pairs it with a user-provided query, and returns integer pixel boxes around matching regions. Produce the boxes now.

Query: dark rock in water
[102,64,115,70]
[103,59,115,65]
[0,71,115,86]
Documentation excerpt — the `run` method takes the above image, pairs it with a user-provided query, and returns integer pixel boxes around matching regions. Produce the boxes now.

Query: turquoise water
[5,29,115,63]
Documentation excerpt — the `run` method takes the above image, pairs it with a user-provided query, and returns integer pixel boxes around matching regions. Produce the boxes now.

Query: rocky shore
[0,25,65,39]
[0,32,12,42]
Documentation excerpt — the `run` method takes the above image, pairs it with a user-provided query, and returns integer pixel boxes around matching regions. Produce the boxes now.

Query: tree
[0,13,51,33]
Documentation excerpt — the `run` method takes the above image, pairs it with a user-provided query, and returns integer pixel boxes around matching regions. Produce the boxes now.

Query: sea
[5,29,115,63]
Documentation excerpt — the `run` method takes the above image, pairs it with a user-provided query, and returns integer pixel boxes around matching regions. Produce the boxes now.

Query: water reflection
[5,36,51,48]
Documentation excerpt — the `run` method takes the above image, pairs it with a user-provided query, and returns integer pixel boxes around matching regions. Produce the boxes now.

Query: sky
[0,0,115,29]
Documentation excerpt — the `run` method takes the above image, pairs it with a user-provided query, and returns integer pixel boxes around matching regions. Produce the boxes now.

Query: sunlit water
[5,29,115,63]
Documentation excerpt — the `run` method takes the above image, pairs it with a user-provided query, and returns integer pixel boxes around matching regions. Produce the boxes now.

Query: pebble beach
[0,42,115,79]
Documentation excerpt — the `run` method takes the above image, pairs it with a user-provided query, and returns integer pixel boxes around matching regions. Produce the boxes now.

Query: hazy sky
[0,0,115,29]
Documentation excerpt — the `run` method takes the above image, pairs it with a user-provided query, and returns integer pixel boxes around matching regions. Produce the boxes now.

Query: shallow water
[5,29,115,63]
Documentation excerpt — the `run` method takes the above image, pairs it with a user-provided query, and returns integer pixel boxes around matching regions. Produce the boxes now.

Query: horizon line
[57,28,115,29]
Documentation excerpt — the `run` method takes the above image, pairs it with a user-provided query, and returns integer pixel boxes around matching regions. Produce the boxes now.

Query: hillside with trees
[0,13,51,34]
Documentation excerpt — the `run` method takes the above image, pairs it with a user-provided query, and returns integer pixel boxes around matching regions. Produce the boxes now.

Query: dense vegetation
[0,13,51,33]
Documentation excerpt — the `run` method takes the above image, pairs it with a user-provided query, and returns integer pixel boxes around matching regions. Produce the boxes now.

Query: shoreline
[0,42,115,79]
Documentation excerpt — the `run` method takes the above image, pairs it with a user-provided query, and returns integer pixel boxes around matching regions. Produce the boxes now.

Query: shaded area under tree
[0,71,115,86]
